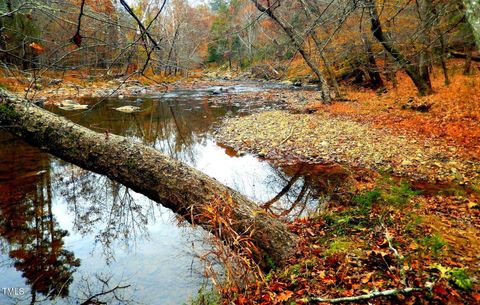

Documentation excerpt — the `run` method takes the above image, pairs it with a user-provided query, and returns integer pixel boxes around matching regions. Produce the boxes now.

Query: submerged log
[0,91,298,268]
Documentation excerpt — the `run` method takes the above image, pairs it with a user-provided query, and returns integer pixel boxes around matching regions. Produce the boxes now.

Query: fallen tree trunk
[0,91,298,268]
[449,51,480,62]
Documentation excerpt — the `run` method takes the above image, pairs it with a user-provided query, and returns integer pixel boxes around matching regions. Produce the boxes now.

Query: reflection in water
[57,166,156,262]
[0,85,350,304]
[0,134,80,303]
[262,163,352,216]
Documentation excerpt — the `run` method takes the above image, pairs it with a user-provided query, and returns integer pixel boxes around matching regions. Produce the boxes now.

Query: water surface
[0,84,345,304]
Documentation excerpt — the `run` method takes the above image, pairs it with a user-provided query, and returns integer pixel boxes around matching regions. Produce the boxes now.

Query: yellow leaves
[467,201,478,209]
[317,270,326,278]
[360,271,374,284]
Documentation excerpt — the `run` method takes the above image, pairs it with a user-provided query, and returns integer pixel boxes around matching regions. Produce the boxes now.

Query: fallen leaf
[276,290,293,303]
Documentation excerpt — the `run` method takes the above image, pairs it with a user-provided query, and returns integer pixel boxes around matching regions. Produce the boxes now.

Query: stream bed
[0,83,344,305]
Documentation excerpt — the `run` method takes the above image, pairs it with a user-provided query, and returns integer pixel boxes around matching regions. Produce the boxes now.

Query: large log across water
[0,91,298,268]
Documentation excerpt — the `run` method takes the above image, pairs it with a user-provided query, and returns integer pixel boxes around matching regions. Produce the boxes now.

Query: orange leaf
[276,290,293,303]
[237,295,248,305]
[29,42,44,54]
[472,293,480,302]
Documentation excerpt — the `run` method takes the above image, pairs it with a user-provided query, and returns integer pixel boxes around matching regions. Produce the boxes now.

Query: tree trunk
[439,33,450,85]
[166,25,180,76]
[463,47,473,75]
[0,18,7,62]
[319,51,341,98]
[250,0,332,103]
[0,91,298,269]
[365,0,433,96]
[297,0,341,98]
[418,0,435,90]
[463,0,480,49]
[361,33,385,90]
[384,53,398,88]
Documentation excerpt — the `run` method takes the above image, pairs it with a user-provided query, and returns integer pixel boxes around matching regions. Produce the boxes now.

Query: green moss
[353,188,381,214]
[420,234,446,257]
[324,210,370,236]
[325,238,353,256]
[383,182,422,206]
[0,103,18,122]
[264,254,276,270]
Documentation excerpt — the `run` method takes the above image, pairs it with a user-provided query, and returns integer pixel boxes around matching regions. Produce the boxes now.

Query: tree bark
[439,32,450,85]
[364,0,433,96]
[417,0,434,91]
[361,33,385,90]
[250,0,332,103]
[0,91,298,269]
[463,47,473,75]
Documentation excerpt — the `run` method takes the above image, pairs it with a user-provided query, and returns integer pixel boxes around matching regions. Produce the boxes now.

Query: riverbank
[211,71,480,304]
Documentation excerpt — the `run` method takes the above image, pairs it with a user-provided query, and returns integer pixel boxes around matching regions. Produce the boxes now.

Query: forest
[0,0,479,304]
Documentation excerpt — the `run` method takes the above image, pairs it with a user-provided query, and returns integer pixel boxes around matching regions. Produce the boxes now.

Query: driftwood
[0,91,298,268]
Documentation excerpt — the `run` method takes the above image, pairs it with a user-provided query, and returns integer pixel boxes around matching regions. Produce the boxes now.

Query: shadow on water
[0,85,356,304]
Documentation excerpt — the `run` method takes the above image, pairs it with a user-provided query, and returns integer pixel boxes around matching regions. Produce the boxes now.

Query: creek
[0,83,347,305]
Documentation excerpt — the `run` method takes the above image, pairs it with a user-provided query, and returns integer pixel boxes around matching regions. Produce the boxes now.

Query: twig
[310,287,423,303]
[80,284,131,305]
[279,126,294,145]
[383,222,407,285]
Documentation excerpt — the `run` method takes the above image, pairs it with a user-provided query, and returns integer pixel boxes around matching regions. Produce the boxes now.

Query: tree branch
[118,0,164,51]
[71,0,86,47]
[310,287,423,303]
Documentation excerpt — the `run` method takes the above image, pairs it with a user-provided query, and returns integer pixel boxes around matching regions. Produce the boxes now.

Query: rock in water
[59,99,79,107]
[59,104,88,111]
[58,99,88,110]
[115,106,141,113]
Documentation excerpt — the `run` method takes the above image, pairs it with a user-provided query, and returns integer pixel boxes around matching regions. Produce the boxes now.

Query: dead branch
[310,287,423,303]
